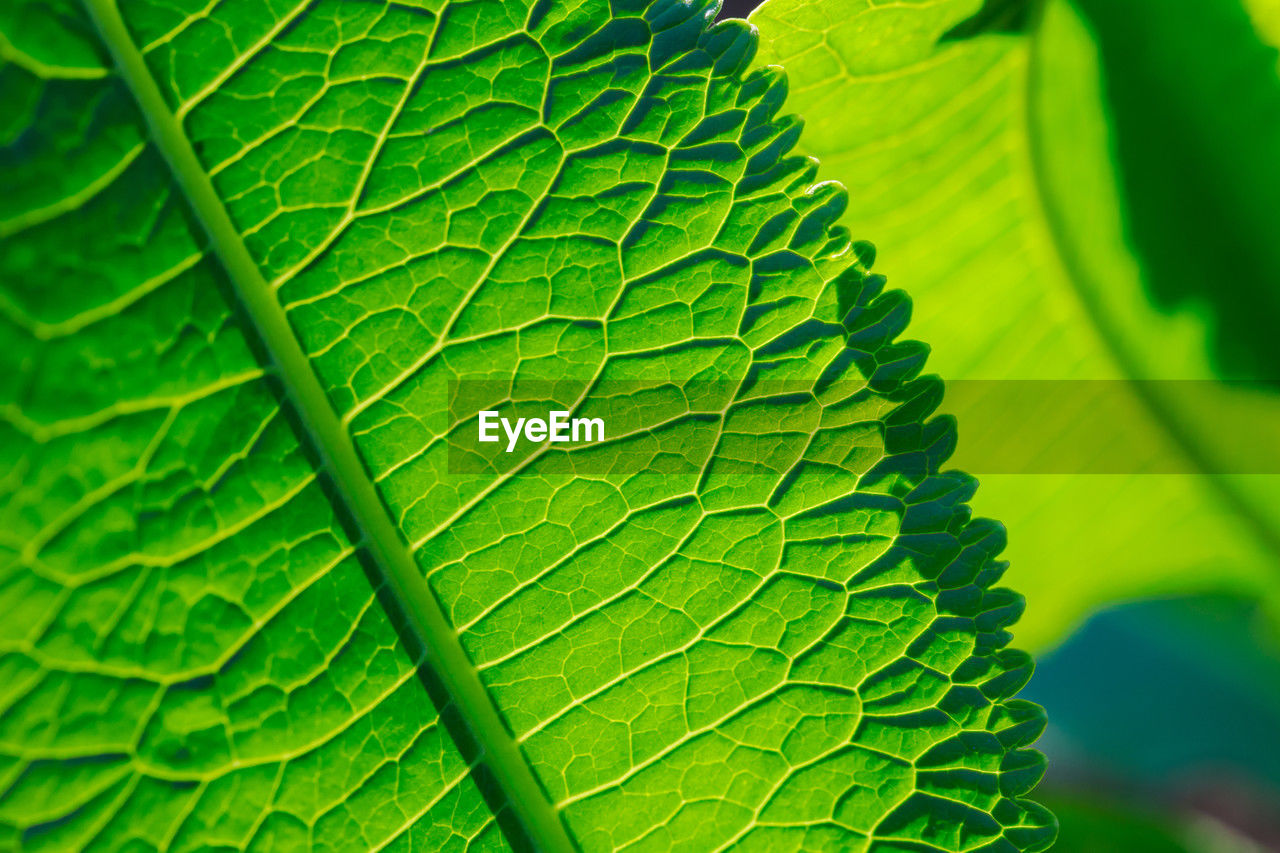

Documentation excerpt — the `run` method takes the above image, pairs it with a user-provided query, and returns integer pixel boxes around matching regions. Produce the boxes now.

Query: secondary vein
[79,2,575,849]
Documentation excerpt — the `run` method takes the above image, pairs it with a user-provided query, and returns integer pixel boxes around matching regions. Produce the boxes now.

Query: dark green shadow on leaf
[941,0,1036,41]
[1072,0,1280,383]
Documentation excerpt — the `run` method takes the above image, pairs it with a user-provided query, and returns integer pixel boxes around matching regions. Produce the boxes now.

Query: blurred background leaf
[747,0,1280,652]
[741,0,1280,846]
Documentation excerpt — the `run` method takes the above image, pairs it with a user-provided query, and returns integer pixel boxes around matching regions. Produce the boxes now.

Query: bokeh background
[719,0,1280,849]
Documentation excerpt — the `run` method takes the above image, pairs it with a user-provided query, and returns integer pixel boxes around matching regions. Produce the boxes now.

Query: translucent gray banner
[444,379,1280,475]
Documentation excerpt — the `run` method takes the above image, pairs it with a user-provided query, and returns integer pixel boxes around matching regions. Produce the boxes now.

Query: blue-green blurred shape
[1027,596,1280,789]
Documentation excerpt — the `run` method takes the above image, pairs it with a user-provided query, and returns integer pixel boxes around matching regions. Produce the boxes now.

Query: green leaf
[750,0,1280,651]
[0,0,1052,850]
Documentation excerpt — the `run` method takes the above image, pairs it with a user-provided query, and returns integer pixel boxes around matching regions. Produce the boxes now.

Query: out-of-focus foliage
[749,0,1280,652]
[1030,595,1280,785]
[1034,794,1189,853]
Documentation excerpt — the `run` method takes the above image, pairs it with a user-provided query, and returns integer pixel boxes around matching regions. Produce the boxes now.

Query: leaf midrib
[79,1,575,849]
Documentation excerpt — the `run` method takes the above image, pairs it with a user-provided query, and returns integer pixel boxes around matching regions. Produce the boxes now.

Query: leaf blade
[1,0,1054,848]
